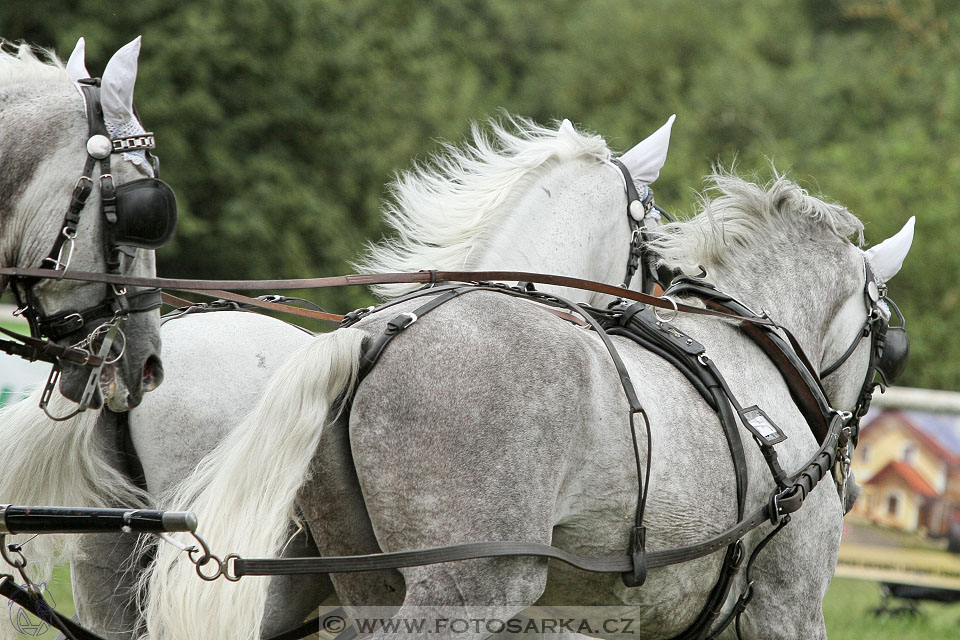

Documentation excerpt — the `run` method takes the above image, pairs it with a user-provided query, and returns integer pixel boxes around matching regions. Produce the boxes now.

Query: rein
[0,266,780,327]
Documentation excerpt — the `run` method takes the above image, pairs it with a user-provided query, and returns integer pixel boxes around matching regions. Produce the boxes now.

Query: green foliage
[1,0,957,388]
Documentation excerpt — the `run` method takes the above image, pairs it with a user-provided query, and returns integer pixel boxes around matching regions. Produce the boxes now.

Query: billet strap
[160,291,196,308]
[193,289,344,324]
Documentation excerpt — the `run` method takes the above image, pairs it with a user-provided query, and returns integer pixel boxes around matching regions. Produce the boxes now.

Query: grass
[8,565,75,640]
[824,576,960,640]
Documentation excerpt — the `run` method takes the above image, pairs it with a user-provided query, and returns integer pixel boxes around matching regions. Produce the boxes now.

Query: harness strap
[0,326,103,367]
[237,412,842,574]
[37,288,162,341]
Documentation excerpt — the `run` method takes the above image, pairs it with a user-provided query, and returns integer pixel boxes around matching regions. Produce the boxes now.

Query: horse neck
[707,236,861,363]
[471,158,630,304]
[0,85,110,301]
[1,88,79,281]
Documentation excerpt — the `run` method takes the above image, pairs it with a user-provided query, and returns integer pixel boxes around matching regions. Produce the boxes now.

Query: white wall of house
[0,305,48,408]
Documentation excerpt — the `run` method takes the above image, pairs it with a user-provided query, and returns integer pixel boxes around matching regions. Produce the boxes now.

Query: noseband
[7,79,177,418]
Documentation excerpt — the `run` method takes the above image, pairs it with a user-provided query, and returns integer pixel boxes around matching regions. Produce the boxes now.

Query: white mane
[355,115,611,298]
[648,168,865,273]
[0,42,68,86]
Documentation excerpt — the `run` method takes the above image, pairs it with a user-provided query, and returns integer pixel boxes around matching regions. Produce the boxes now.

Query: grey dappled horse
[0,38,165,411]
[0,38,173,640]
[3,107,676,638]
[148,171,913,640]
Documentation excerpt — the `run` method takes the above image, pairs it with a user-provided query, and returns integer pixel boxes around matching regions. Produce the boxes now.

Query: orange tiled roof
[865,460,940,499]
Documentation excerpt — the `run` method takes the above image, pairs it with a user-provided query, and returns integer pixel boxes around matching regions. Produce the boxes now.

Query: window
[902,443,918,465]
[887,494,899,517]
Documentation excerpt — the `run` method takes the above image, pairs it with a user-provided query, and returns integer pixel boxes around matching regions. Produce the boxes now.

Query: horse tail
[0,392,147,583]
[143,327,366,640]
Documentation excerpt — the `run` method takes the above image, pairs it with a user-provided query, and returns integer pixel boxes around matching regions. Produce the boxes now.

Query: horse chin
[843,471,861,515]
[56,362,106,410]
[56,353,164,412]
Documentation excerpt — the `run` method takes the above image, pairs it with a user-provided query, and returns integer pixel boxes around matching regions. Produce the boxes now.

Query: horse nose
[142,354,164,392]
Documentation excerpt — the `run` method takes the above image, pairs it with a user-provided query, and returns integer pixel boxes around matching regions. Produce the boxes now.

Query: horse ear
[618,114,676,185]
[65,37,90,83]
[558,119,577,136]
[864,216,915,282]
[101,36,142,124]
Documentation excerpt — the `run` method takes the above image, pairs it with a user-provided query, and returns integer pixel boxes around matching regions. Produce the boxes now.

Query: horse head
[1,37,173,413]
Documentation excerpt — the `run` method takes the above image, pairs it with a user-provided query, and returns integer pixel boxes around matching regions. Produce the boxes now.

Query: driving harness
[226,256,905,640]
[0,148,906,639]
[2,78,177,418]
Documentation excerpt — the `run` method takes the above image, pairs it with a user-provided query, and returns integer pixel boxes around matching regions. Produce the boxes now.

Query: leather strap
[0,267,778,327]
[0,574,103,640]
[0,326,103,366]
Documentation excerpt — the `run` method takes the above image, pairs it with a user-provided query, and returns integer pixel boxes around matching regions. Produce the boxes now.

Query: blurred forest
[0,0,957,390]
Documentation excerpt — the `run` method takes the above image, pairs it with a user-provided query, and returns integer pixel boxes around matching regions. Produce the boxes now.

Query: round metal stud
[866,280,880,303]
[86,134,112,159]
[629,200,645,221]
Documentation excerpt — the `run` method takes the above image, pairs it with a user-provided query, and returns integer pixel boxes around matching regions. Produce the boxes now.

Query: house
[851,409,960,535]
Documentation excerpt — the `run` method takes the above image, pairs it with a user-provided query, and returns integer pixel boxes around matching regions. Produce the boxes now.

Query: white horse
[0,37,168,412]
[0,37,174,632]
[2,102,677,638]
[146,171,914,640]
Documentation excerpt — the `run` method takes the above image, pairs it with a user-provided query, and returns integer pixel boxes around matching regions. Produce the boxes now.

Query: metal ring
[222,554,242,582]
[653,296,679,324]
[194,554,223,581]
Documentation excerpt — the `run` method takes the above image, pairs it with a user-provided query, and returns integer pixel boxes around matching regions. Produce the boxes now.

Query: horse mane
[648,167,865,273]
[355,115,611,298]
[0,42,67,86]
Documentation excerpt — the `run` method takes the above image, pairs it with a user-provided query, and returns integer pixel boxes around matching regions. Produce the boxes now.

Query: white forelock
[354,115,611,298]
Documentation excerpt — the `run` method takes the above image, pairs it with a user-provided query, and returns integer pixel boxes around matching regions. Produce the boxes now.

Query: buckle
[386,312,418,334]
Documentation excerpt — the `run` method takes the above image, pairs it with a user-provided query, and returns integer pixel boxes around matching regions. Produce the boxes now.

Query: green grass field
[824,576,960,639]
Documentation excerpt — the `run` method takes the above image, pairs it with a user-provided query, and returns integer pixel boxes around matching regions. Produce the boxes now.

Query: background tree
[1,0,956,389]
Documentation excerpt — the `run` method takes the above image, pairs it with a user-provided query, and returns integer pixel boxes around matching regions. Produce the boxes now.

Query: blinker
[878,325,909,385]
[109,178,178,249]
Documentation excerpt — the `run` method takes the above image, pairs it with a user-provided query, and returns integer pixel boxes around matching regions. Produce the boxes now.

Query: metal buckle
[41,228,77,274]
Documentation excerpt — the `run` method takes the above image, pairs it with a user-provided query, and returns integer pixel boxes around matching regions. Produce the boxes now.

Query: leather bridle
[5,79,174,419]
[611,158,673,293]
[819,259,909,433]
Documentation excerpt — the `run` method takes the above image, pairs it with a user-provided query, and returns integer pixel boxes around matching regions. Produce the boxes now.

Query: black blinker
[878,326,910,385]
[110,178,178,249]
